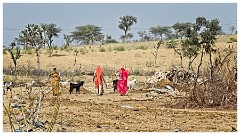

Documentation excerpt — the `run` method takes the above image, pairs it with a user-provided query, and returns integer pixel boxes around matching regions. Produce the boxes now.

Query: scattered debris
[121,105,134,109]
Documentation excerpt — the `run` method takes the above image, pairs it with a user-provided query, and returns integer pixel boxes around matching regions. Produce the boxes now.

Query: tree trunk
[209,50,213,82]
[154,54,157,66]
[35,48,40,70]
[124,30,127,43]
[192,49,204,102]
[47,37,53,57]
[180,56,183,67]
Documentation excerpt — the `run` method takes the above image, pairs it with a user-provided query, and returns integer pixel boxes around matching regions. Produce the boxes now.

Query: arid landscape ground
[3,35,237,132]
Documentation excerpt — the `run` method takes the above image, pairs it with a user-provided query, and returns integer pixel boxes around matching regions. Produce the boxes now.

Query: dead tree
[73,50,78,66]
[174,48,183,67]
[151,41,163,66]
[8,46,22,77]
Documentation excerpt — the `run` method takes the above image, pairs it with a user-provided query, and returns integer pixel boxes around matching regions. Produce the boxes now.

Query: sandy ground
[3,85,237,132]
[3,36,237,132]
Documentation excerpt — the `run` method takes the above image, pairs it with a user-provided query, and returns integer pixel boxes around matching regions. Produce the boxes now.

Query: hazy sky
[3,3,237,46]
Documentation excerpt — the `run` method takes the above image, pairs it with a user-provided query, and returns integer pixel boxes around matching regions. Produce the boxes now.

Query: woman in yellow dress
[50,68,60,96]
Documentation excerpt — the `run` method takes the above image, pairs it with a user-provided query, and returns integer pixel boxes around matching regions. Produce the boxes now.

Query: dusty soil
[3,35,237,132]
[3,85,237,132]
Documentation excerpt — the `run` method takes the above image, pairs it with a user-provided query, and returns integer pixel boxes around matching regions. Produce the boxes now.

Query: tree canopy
[71,25,103,46]
[172,22,192,39]
[149,26,172,40]
[118,15,137,42]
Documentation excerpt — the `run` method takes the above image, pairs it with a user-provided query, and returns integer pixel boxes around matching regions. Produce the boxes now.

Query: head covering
[95,66,103,88]
[117,67,128,95]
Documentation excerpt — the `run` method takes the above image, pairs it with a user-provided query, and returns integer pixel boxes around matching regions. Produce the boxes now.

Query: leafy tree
[151,41,163,66]
[120,33,133,42]
[172,22,192,39]
[104,35,118,44]
[8,39,22,77]
[165,33,178,40]
[71,25,103,48]
[63,34,73,47]
[149,26,172,40]
[166,40,177,49]
[229,26,235,35]
[41,23,61,56]
[18,24,43,69]
[137,30,147,42]
[181,17,221,102]
[118,15,137,42]
[18,30,29,49]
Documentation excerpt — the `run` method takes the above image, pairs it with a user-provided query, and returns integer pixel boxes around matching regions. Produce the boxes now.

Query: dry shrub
[193,47,237,109]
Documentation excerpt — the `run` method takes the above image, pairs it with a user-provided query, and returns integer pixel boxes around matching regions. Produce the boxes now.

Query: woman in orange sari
[50,68,60,96]
[117,67,129,96]
[93,66,104,95]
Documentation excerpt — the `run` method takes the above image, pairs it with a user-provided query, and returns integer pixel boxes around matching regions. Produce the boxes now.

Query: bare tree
[151,41,163,66]
[8,40,22,77]
[229,26,235,35]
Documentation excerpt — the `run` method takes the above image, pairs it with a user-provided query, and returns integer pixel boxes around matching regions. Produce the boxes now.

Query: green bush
[146,61,154,67]
[79,48,88,54]
[99,47,106,52]
[65,46,73,52]
[131,69,142,76]
[105,39,118,44]
[22,48,33,54]
[53,45,58,50]
[135,45,148,50]
[3,75,11,82]
[166,40,177,48]
[226,41,233,43]
[3,48,7,54]
[230,37,237,42]
[114,46,125,51]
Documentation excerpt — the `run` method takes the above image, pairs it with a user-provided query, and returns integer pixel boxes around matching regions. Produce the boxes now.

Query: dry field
[3,35,237,132]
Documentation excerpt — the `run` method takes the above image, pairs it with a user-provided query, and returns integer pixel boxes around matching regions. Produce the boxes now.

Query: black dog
[69,81,84,94]
[112,79,118,92]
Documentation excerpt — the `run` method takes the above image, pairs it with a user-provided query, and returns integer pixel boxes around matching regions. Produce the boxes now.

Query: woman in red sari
[93,66,104,95]
[117,68,129,96]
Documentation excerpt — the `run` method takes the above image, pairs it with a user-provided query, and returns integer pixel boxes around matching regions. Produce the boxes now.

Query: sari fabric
[117,68,128,96]
[51,71,60,96]
[94,66,103,89]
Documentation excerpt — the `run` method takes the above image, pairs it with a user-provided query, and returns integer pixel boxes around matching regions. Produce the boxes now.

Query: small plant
[99,47,106,52]
[53,45,58,50]
[135,45,148,50]
[151,41,163,66]
[105,39,118,44]
[146,61,154,67]
[79,48,87,54]
[66,46,73,52]
[3,46,8,54]
[3,75,11,82]
[166,40,177,48]
[22,48,33,55]
[114,46,125,51]
[131,69,142,76]
[230,37,237,42]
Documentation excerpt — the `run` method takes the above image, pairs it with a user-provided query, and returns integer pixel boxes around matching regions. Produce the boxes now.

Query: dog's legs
[69,87,72,94]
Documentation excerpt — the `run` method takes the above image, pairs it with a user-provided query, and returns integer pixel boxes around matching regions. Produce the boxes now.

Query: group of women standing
[93,66,129,96]
[49,66,129,96]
